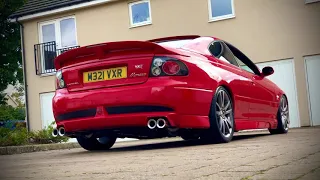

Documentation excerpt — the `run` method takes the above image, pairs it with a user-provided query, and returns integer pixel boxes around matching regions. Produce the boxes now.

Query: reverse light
[55,70,66,89]
[150,56,188,77]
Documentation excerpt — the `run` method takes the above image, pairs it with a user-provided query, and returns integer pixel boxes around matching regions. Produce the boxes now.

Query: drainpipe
[16,17,30,132]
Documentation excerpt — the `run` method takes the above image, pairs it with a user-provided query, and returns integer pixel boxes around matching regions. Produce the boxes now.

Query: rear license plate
[83,66,127,83]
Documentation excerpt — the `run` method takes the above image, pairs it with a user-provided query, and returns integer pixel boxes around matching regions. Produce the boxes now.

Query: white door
[40,92,55,129]
[256,59,300,128]
[305,55,320,126]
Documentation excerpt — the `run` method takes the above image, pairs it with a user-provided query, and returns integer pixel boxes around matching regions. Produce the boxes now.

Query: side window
[234,56,255,74]
[225,42,261,75]
[209,41,239,67]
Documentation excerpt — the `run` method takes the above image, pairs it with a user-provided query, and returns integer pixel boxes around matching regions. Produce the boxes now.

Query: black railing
[34,41,79,75]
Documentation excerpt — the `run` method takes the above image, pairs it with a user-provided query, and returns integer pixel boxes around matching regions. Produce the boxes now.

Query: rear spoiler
[54,41,181,70]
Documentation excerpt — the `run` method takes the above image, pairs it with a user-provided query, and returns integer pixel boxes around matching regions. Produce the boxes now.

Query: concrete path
[0,127,319,180]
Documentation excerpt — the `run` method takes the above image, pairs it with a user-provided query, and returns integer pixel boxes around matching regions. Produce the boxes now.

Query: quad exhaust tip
[147,119,157,129]
[156,118,166,129]
[52,128,58,137]
[58,127,65,136]
[52,127,65,137]
[147,118,167,129]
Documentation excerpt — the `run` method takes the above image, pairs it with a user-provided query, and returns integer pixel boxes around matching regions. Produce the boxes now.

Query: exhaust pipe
[156,118,166,129]
[58,127,65,136]
[147,119,157,129]
[52,128,58,137]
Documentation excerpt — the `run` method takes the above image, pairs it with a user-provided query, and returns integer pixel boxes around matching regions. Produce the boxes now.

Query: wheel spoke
[216,111,222,116]
[216,102,222,110]
[219,118,223,131]
[226,117,232,127]
[221,120,225,135]
[222,91,225,108]
[225,109,232,115]
[224,99,231,110]
[219,91,224,109]
[225,120,230,134]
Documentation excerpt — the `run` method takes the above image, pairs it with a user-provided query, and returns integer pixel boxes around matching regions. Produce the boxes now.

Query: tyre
[76,134,117,151]
[269,95,289,134]
[201,86,235,143]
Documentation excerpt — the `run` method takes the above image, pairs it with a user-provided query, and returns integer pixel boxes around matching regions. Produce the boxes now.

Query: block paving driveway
[0,127,319,180]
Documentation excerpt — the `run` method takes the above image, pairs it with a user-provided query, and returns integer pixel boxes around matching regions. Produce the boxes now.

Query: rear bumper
[53,78,213,132]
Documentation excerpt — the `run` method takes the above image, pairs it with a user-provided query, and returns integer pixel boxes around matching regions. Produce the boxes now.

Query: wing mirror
[262,66,274,77]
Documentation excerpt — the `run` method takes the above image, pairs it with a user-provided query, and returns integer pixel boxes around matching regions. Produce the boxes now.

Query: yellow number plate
[83,66,127,83]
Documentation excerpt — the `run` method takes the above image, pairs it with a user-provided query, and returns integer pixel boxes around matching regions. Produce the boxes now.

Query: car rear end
[52,40,213,138]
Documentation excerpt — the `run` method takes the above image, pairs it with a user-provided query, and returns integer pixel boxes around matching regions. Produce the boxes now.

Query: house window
[208,0,235,22]
[129,0,152,27]
[38,16,78,74]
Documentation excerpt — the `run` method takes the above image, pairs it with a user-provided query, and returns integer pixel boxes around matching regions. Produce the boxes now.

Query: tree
[11,84,25,107]
[0,0,26,105]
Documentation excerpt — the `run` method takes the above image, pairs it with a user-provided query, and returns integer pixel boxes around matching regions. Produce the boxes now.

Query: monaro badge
[130,72,146,77]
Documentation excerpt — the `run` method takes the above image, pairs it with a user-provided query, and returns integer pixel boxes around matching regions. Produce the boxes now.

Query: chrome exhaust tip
[147,119,157,129]
[58,127,65,136]
[156,118,166,129]
[52,128,58,137]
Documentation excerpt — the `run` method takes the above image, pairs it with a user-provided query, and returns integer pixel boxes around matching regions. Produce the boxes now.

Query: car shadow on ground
[65,132,271,155]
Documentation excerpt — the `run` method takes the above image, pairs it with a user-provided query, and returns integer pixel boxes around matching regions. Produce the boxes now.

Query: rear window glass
[156,39,192,48]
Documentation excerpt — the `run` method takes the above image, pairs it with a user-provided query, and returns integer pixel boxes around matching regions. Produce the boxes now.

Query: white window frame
[38,15,78,75]
[128,0,152,28]
[208,0,235,22]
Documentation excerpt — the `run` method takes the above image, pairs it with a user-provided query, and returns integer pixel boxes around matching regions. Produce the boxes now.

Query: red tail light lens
[150,56,188,77]
[162,61,180,75]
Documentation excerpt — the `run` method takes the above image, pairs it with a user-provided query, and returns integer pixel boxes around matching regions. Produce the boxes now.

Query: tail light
[149,56,188,77]
[55,70,66,89]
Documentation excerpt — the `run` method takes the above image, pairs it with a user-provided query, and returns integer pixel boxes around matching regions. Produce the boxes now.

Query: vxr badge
[135,64,143,69]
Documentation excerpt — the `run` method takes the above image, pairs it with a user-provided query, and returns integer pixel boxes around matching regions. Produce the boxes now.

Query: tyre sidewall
[205,86,235,143]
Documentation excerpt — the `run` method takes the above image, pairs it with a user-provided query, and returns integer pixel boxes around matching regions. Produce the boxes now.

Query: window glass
[209,0,234,19]
[157,39,192,48]
[60,18,76,47]
[209,41,239,67]
[130,1,151,26]
[42,24,56,43]
[225,42,260,75]
[234,56,255,74]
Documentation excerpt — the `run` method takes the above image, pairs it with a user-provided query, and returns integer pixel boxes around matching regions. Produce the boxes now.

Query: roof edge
[9,0,118,22]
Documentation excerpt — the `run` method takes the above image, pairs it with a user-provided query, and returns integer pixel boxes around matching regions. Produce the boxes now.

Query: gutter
[16,18,30,132]
[8,0,118,22]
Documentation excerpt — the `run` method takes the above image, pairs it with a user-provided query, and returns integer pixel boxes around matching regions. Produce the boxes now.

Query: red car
[52,35,289,151]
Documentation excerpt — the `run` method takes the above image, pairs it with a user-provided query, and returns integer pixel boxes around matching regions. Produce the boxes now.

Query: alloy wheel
[215,89,233,137]
[280,97,289,131]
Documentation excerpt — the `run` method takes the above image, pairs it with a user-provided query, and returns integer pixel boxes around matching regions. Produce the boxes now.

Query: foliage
[10,84,25,107]
[0,0,27,105]
[0,121,69,147]
[0,104,25,121]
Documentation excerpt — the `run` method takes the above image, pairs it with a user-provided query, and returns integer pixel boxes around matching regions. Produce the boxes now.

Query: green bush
[0,122,69,147]
[0,105,25,121]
